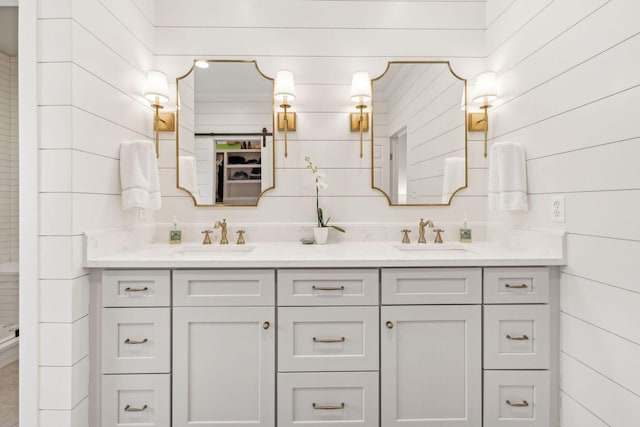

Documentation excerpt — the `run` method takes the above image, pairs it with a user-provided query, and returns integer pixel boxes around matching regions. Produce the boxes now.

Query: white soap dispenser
[170,216,182,244]
[459,214,472,243]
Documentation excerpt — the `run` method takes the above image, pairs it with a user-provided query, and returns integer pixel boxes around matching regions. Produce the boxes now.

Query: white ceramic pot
[313,227,329,244]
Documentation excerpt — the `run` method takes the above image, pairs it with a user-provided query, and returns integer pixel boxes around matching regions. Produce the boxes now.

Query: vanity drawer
[101,374,170,427]
[102,308,170,374]
[278,306,379,372]
[382,268,482,304]
[173,269,275,306]
[484,305,550,369]
[484,370,550,427]
[278,269,378,306]
[277,372,379,427]
[484,267,549,304]
[102,270,170,307]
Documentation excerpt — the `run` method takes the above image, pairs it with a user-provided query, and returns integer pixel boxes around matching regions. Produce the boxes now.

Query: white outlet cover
[551,196,565,223]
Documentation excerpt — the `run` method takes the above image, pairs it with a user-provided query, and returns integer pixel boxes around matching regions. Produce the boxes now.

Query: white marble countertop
[84,240,565,269]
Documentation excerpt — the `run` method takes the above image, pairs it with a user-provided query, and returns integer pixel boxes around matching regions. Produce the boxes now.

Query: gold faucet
[236,230,246,245]
[201,230,213,245]
[401,229,411,244]
[214,219,228,244]
[418,219,434,244]
[433,228,444,244]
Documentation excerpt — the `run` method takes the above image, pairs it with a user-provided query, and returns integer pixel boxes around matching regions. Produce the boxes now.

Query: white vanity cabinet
[381,268,483,427]
[482,267,551,427]
[276,269,380,427]
[171,270,276,427]
[98,265,554,427]
[100,270,172,427]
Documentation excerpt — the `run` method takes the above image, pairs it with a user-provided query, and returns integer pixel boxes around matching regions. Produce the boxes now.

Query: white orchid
[304,156,345,233]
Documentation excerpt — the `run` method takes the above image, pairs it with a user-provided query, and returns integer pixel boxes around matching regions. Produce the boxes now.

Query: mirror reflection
[176,60,274,206]
[372,61,467,205]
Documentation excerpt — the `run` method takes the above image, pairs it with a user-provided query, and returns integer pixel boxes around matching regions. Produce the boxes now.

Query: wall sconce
[350,71,371,158]
[144,70,174,158]
[274,70,297,158]
[468,71,498,158]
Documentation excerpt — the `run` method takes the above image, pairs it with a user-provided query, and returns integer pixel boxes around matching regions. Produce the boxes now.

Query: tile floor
[0,361,18,427]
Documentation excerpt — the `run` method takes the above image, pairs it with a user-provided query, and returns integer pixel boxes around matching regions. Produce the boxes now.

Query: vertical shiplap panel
[37,0,156,424]
[486,0,640,424]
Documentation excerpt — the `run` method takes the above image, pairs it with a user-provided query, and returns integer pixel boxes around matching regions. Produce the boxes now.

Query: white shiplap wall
[485,0,640,425]
[32,0,640,425]
[153,0,489,226]
[37,0,155,423]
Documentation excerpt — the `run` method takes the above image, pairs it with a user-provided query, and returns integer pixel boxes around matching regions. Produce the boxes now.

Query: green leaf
[330,225,346,233]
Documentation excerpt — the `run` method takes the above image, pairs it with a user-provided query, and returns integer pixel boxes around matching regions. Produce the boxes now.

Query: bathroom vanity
[87,234,563,427]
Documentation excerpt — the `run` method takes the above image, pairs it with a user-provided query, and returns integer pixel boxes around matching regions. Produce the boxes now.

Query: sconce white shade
[472,71,498,104]
[194,60,209,69]
[144,70,170,104]
[350,71,372,103]
[274,70,296,102]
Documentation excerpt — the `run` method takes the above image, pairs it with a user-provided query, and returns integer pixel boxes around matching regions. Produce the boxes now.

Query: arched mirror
[176,60,275,206]
[371,61,468,205]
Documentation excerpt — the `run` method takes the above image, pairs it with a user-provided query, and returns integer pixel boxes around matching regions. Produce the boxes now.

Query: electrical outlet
[551,196,565,223]
[138,208,147,221]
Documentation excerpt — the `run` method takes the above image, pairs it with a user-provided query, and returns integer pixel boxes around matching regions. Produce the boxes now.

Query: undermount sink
[393,243,471,252]
[171,244,256,257]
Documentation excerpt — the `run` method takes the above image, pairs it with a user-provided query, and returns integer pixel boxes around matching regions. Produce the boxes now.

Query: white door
[381,305,482,426]
[172,307,275,426]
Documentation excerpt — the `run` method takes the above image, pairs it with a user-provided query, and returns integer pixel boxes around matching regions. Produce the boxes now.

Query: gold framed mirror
[371,61,468,206]
[176,60,275,206]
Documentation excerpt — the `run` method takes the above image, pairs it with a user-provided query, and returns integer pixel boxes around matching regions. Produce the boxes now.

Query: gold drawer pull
[386,321,394,329]
[313,337,346,343]
[313,402,345,410]
[505,283,528,289]
[124,338,148,345]
[506,334,529,341]
[506,400,529,407]
[263,321,271,330]
[124,404,148,412]
[124,286,149,292]
[312,285,345,291]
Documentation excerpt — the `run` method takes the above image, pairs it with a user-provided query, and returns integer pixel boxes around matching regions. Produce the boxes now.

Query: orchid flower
[304,156,345,232]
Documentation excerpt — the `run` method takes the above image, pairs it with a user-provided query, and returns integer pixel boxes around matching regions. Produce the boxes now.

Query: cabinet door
[173,307,275,427]
[381,305,482,427]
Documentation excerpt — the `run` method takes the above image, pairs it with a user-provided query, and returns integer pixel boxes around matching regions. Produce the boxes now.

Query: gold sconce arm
[144,70,173,158]
[277,108,297,158]
[357,104,366,158]
[150,103,175,158]
[151,103,162,158]
[467,104,491,158]
[350,72,372,159]
[349,107,369,159]
[274,69,297,159]
[468,71,498,159]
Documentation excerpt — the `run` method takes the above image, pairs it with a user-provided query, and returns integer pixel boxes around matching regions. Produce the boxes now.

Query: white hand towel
[488,141,528,211]
[179,155,200,204]
[120,140,161,210]
[441,157,465,203]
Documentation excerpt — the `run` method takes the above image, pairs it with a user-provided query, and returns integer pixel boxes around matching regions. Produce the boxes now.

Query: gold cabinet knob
[386,321,394,329]
[263,321,270,330]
